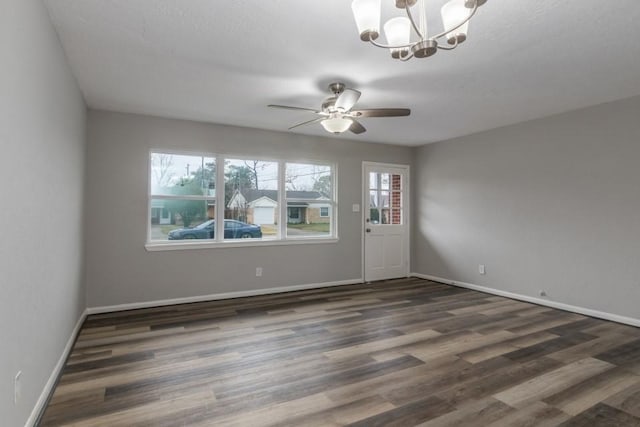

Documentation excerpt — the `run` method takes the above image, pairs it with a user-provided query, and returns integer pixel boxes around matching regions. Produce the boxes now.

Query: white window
[285,163,334,238]
[148,152,336,248]
[224,159,278,240]
[149,153,215,241]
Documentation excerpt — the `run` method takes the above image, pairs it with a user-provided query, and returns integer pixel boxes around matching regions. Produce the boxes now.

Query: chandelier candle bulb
[442,0,471,44]
[384,17,411,58]
[352,0,381,41]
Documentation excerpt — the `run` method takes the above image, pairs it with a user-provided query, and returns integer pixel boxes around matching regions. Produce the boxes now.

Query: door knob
[366,228,371,232]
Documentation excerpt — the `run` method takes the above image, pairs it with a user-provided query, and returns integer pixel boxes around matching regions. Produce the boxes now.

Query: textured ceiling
[44,0,640,146]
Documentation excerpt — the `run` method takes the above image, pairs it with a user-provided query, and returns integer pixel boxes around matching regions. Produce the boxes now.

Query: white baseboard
[26,309,88,427]
[411,273,640,328]
[87,278,364,315]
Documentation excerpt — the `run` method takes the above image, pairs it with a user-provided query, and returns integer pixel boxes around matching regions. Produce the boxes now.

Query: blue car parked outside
[168,219,262,240]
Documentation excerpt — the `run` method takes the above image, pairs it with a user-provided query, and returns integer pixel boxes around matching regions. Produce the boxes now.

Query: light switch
[352,204,360,212]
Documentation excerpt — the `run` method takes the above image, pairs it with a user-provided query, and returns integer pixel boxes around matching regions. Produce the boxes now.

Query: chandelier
[351,0,487,61]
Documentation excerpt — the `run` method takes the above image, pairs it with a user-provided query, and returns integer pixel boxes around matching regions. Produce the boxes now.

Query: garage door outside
[253,207,274,225]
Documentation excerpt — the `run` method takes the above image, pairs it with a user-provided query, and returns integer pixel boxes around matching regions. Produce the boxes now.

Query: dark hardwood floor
[40,278,640,426]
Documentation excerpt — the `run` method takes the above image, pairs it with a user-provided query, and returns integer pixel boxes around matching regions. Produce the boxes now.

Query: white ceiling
[44,0,640,146]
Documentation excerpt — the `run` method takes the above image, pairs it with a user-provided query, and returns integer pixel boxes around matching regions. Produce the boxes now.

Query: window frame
[146,150,338,251]
[283,161,336,240]
[221,157,280,242]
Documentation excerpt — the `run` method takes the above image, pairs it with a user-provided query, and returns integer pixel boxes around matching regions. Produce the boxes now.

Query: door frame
[361,161,411,282]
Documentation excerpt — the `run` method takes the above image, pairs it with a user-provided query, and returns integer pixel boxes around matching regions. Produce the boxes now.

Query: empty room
[3,0,640,426]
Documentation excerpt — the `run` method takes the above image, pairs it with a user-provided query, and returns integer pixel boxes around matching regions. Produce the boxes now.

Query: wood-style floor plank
[39,278,640,426]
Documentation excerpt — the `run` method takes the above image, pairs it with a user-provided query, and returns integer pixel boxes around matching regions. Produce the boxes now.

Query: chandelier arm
[368,38,414,50]
[399,52,416,62]
[429,1,478,42]
[405,2,425,40]
[437,38,459,50]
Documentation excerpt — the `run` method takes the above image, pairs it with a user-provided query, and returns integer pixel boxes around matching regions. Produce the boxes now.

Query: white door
[363,163,409,282]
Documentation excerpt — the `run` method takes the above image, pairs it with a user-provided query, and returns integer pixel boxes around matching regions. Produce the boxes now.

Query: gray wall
[413,95,640,320]
[85,111,412,307]
[0,0,86,425]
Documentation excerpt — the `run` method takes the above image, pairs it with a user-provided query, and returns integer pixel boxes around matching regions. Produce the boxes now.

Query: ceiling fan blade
[334,89,361,112]
[349,119,366,134]
[351,108,411,117]
[288,117,323,130]
[268,104,321,114]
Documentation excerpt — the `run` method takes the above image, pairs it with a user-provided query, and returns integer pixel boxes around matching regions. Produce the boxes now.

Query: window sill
[145,237,339,252]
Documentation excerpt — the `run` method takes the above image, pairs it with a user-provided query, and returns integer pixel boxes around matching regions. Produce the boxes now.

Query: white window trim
[146,238,339,252]
[147,151,338,251]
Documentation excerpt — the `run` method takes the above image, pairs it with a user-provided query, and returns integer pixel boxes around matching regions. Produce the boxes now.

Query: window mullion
[215,154,225,241]
[332,165,337,237]
[278,160,286,239]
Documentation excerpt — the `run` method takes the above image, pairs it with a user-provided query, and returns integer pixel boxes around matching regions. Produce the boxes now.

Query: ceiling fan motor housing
[328,82,346,96]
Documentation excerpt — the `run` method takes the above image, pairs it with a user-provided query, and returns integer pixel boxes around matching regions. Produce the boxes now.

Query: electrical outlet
[479,264,486,275]
[14,371,21,404]
[539,290,547,297]
[256,267,263,277]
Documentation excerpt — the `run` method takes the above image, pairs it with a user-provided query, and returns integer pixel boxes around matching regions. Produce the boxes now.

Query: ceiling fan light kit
[352,0,487,61]
[321,115,354,134]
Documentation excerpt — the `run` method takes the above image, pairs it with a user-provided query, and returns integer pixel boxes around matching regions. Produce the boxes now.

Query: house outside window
[320,207,329,217]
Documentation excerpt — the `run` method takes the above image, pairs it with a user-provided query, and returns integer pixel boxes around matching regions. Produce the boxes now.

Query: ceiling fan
[268,82,411,135]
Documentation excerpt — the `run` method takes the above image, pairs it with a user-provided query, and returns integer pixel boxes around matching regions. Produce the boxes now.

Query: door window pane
[370,208,380,224]
[368,172,403,225]
[369,190,379,208]
[392,209,402,225]
[391,174,402,191]
[380,173,390,190]
[369,172,378,190]
[380,191,390,208]
[381,208,391,224]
